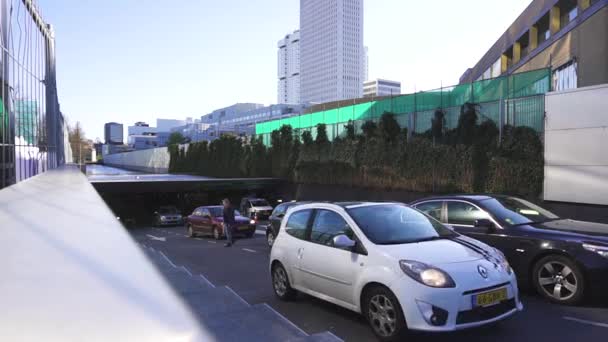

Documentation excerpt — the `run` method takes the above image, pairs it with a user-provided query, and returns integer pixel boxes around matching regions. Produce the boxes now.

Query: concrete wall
[544,83,608,205]
[102,146,170,173]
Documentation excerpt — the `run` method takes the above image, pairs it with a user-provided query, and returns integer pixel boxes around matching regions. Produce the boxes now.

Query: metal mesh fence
[0,0,64,190]
[255,68,551,145]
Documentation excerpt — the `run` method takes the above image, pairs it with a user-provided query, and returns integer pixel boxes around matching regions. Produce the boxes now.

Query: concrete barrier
[103,147,170,173]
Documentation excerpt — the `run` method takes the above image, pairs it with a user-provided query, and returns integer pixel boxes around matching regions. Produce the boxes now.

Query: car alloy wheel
[267,232,275,247]
[271,263,296,300]
[533,255,585,305]
[369,294,397,338]
[538,261,578,301]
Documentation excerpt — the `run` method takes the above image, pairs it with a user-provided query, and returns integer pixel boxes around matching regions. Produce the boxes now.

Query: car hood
[529,219,608,240]
[376,236,495,266]
[251,206,273,211]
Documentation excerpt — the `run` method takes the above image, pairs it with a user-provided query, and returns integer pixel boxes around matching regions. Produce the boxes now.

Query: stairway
[142,246,342,342]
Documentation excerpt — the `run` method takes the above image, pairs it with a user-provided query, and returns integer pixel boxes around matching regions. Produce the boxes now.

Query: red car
[186,205,256,240]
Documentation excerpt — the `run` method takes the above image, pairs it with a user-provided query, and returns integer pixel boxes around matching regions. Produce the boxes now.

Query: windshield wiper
[511,218,561,226]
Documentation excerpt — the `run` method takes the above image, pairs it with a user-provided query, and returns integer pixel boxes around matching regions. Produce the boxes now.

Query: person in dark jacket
[222,198,236,247]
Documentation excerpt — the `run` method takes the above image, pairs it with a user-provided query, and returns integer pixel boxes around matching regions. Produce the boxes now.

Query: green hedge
[169,106,544,199]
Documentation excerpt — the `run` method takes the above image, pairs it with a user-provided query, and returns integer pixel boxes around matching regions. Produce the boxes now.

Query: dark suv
[265,201,310,247]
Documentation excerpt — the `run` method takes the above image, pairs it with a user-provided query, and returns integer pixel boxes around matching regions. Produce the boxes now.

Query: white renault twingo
[269,202,523,341]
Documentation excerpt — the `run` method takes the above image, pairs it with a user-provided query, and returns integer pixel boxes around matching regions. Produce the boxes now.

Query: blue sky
[39,0,532,140]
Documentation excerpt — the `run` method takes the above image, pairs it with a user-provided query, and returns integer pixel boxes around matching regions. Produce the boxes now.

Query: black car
[410,195,608,305]
[265,201,311,247]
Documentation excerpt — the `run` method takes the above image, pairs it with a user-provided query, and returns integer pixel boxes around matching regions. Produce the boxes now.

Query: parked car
[270,202,522,341]
[240,197,273,222]
[410,195,608,305]
[185,205,256,240]
[265,201,311,247]
[153,206,183,226]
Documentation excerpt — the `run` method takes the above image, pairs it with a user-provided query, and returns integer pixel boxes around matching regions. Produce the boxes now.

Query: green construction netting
[256,68,551,137]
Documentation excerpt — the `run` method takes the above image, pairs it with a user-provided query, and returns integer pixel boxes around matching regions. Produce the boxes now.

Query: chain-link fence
[256,68,551,145]
[0,0,65,190]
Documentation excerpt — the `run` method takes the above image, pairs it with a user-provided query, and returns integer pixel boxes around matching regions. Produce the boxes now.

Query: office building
[363,79,401,98]
[200,103,264,127]
[364,46,369,81]
[278,30,301,104]
[128,135,158,150]
[460,0,608,91]
[104,122,123,145]
[127,122,157,136]
[300,0,364,104]
[157,119,187,133]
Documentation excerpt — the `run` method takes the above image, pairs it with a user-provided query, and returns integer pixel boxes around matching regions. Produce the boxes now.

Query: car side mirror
[277,213,285,219]
[333,234,356,249]
[475,219,496,233]
[203,214,211,219]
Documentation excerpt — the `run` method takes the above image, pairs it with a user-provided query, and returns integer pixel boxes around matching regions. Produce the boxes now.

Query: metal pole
[45,24,57,169]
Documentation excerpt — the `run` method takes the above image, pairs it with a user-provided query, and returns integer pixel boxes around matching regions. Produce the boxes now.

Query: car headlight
[160,216,166,221]
[399,260,456,288]
[583,243,608,258]
[250,219,256,225]
[492,248,513,275]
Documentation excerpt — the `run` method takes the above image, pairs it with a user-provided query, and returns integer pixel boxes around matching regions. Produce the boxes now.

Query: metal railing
[0,0,65,190]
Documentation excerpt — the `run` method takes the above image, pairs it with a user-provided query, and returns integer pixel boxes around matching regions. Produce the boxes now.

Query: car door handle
[297,248,304,259]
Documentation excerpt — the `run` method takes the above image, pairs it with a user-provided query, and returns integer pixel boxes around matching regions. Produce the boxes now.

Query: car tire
[212,226,221,240]
[187,224,195,238]
[362,285,408,342]
[532,255,585,305]
[266,231,275,247]
[271,263,297,301]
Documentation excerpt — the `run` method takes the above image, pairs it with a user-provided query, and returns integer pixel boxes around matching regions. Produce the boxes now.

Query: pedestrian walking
[222,198,236,247]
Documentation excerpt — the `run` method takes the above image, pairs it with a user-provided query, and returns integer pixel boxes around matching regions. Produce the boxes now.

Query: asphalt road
[130,226,608,342]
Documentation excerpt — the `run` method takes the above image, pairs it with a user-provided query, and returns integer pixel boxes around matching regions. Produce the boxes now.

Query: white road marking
[199,274,216,288]
[159,251,177,268]
[242,248,257,253]
[255,230,265,235]
[262,303,309,337]
[146,234,166,242]
[208,241,217,244]
[225,286,250,306]
[325,331,344,342]
[195,238,204,240]
[181,265,193,276]
[563,316,608,329]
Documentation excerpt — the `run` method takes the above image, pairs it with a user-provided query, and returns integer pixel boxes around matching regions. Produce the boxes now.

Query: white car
[269,202,523,341]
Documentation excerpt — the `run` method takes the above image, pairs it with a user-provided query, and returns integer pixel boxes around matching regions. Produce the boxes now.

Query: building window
[552,60,577,91]
[560,0,578,28]
[537,13,551,44]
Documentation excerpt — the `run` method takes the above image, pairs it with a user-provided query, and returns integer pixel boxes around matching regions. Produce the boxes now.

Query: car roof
[290,201,404,211]
[411,194,506,203]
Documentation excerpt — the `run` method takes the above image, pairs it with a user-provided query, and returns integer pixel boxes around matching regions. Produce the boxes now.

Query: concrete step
[202,303,309,342]
[287,332,343,342]
[182,286,250,319]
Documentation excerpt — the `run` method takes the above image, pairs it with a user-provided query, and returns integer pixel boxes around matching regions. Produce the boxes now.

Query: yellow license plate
[473,288,508,307]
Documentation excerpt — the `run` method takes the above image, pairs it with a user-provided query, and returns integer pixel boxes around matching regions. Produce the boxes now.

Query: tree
[379,112,401,144]
[361,120,377,140]
[457,102,479,145]
[431,108,446,145]
[301,130,313,146]
[315,123,329,145]
[344,120,356,140]
[68,121,91,164]
[168,132,186,146]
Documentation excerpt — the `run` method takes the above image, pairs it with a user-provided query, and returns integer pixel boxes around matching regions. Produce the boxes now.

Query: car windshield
[158,207,178,214]
[250,199,270,207]
[347,204,457,245]
[480,197,559,225]
[208,207,242,217]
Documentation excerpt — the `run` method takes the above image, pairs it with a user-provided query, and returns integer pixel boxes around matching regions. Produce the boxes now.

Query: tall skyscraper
[104,122,123,145]
[300,0,364,104]
[277,30,301,104]
[364,46,369,81]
